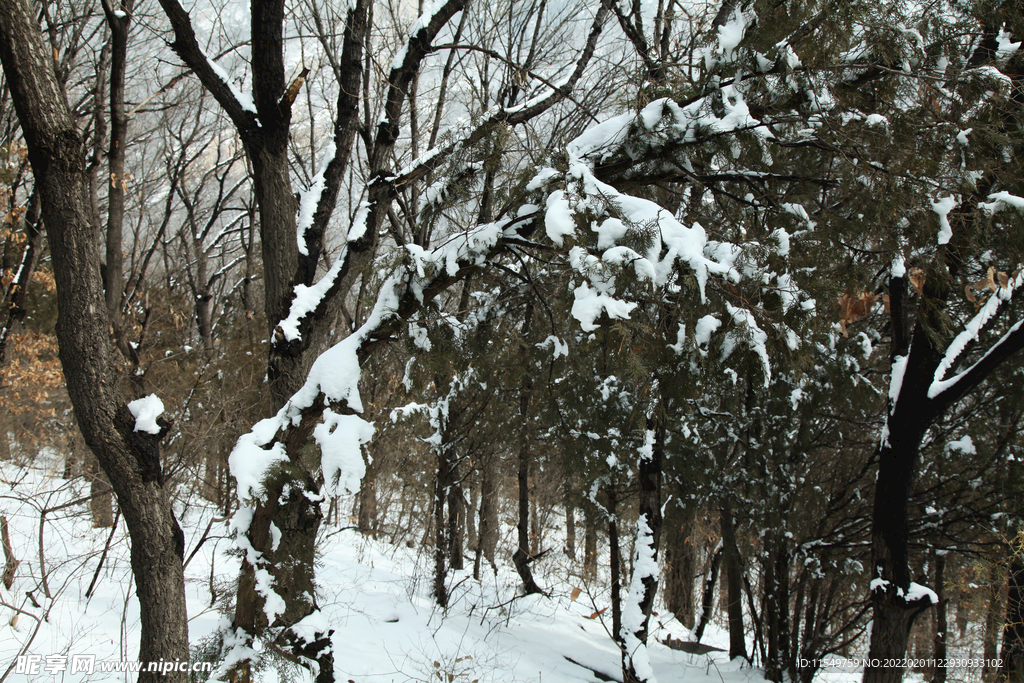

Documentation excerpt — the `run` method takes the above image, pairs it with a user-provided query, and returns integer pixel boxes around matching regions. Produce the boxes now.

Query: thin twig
[85,507,121,599]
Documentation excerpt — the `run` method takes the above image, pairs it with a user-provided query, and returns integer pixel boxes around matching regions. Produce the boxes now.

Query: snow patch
[127,395,164,434]
[931,196,958,245]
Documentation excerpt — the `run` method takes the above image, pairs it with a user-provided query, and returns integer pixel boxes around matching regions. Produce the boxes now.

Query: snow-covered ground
[1,455,849,683]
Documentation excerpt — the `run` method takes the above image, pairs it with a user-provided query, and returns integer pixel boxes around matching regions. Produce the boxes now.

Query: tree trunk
[720,505,746,661]
[475,453,498,578]
[466,477,478,552]
[447,459,464,572]
[986,562,1006,682]
[512,302,542,595]
[433,439,450,607]
[622,417,664,683]
[763,530,793,683]
[86,453,114,528]
[932,552,947,683]
[358,449,377,536]
[102,0,136,371]
[565,500,576,560]
[584,505,598,581]
[694,545,723,642]
[999,544,1024,683]
[662,504,695,628]
[0,4,189,680]
[512,439,542,594]
[609,487,622,644]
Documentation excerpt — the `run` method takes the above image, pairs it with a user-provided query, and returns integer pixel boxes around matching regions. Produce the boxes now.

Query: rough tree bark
[662,503,695,628]
[867,265,1024,683]
[0,1,188,681]
[999,539,1024,683]
[720,504,746,662]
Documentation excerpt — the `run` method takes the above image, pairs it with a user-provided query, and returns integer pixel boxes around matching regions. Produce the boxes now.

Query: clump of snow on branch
[314,409,375,496]
[929,269,1024,399]
[127,394,164,434]
[727,304,771,384]
[536,335,569,359]
[279,204,369,342]
[204,52,257,115]
[296,138,337,256]
[945,436,976,455]
[931,196,957,245]
[980,191,1024,215]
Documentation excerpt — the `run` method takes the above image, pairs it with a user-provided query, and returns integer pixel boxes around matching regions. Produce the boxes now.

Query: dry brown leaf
[909,268,925,295]
[570,587,582,602]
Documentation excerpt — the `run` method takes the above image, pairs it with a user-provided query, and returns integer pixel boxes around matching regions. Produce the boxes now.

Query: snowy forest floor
[1,455,896,683]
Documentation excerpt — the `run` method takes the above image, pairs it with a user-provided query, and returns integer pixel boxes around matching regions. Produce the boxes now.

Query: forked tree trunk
[0,4,189,681]
[694,545,723,642]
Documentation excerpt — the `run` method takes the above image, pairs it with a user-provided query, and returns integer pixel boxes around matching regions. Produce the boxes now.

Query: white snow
[891,253,906,278]
[945,436,976,455]
[931,196,957,245]
[725,303,771,387]
[902,582,939,604]
[545,190,575,246]
[889,354,909,406]
[296,139,337,256]
[714,8,750,64]
[204,53,257,115]
[864,113,888,128]
[536,335,570,359]
[997,29,1022,63]
[527,167,560,191]
[279,204,369,342]
[621,514,659,683]
[571,282,637,332]
[668,323,686,355]
[980,191,1024,215]
[694,315,722,351]
[929,269,1024,399]
[127,394,164,434]
[314,409,375,496]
